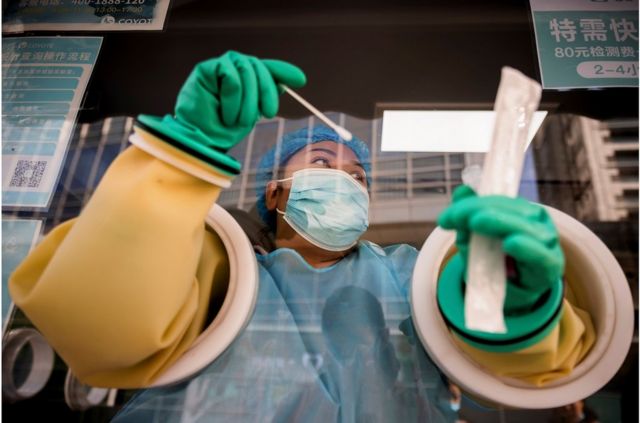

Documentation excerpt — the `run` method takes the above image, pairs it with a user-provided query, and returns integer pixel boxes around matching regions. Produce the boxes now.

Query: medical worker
[9,51,595,422]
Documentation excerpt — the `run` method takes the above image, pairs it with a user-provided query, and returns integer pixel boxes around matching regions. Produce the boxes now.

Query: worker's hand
[437,185,564,314]
[137,50,306,174]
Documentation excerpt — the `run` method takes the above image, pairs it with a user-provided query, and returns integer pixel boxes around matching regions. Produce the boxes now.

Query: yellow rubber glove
[9,129,231,388]
[452,298,595,386]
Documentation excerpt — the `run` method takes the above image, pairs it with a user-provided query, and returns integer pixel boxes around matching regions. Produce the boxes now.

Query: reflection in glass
[1,112,637,422]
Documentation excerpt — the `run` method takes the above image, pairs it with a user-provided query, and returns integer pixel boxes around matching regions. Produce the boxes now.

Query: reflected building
[3,112,637,422]
[33,113,638,252]
[32,114,467,248]
[533,114,639,222]
[533,114,639,341]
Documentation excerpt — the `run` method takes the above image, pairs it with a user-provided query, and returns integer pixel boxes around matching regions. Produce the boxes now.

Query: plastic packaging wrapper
[464,67,542,334]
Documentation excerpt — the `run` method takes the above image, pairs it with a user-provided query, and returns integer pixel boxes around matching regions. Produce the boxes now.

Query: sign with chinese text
[530,0,638,88]
[2,0,170,32]
[2,219,42,332]
[2,37,102,209]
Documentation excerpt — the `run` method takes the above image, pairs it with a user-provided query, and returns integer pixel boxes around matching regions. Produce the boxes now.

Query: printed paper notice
[2,37,102,209]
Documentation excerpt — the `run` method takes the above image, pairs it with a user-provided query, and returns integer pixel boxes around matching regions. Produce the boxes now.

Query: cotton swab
[280,85,353,141]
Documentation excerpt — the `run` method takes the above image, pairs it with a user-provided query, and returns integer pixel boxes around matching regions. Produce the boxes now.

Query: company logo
[101,15,115,24]
[117,18,153,23]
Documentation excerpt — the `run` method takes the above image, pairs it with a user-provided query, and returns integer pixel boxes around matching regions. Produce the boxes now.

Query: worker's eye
[351,172,366,184]
[311,157,331,167]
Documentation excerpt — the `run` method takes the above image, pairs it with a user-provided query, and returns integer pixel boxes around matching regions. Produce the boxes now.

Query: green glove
[136,50,307,176]
[435,185,565,352]
[438,184,564,314]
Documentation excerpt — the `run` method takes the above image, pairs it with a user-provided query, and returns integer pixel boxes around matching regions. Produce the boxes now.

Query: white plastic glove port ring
[149,204,259,387]
[2,328,55,402]
[410,206,634,409]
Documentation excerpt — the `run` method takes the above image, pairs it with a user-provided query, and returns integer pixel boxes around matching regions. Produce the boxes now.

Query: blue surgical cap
[255,125,372,231]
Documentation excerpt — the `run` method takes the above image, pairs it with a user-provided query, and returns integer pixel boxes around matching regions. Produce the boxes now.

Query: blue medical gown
[113,241,455,422]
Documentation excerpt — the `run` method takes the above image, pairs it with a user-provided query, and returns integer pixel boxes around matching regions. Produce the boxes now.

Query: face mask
[276,168,369,252]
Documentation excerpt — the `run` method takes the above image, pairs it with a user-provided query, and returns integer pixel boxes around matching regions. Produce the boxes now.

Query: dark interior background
[33,0,638,122]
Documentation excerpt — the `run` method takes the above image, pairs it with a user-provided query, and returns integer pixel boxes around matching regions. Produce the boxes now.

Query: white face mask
[276,168,369,252]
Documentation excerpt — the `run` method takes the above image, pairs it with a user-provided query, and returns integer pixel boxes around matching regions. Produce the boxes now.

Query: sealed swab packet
[464,67,542,334]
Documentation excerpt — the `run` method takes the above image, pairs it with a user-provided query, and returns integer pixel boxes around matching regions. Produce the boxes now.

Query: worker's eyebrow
[308,147,337,156]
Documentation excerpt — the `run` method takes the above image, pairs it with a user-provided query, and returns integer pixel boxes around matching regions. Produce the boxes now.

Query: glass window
[4,110,638,423]
[2,4,637,422]
[376,158,408,172]
[412,155,444,169]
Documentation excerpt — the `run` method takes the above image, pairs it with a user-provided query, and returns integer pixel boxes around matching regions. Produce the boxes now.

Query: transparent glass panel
[3,108,637,423]
[412,155,444,169]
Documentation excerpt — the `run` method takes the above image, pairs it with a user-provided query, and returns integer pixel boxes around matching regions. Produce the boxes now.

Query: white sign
[380,110,547,152]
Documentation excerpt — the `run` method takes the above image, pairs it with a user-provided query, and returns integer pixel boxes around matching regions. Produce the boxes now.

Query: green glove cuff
[437,254,564,353]
[136,114,241,176]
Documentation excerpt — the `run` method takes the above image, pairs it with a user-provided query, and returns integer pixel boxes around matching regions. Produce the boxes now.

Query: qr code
[9,160,47,188]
